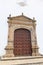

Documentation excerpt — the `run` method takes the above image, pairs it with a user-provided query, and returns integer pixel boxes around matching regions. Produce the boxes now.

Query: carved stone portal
[4,14,39,57]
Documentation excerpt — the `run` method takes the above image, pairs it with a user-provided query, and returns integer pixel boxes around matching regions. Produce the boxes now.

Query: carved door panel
[14,29,32,56]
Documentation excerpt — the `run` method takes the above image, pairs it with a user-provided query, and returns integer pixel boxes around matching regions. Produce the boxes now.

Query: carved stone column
[31,18,39,56]
[4,17,14,57]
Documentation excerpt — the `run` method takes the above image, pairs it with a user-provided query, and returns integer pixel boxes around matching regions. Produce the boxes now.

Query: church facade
[5,13,39,57]
[0,13,43,65]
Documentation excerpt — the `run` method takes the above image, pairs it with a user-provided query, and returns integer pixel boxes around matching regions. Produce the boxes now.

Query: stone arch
[13,28,32,56]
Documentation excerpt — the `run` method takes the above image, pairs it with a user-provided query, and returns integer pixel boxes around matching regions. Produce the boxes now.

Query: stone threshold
[1,56,43,61]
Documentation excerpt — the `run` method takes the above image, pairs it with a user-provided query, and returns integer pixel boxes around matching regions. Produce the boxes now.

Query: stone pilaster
[32,18,39,56]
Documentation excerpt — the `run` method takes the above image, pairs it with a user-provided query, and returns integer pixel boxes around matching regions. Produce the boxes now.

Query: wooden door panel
[14,28,32,56]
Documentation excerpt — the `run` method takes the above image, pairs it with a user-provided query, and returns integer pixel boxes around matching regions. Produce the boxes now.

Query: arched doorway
[13,28,32,56]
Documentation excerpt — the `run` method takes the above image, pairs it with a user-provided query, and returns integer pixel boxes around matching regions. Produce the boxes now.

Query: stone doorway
[13,28,32,56]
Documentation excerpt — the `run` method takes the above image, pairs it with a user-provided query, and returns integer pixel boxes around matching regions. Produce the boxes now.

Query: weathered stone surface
[0,56,43,65]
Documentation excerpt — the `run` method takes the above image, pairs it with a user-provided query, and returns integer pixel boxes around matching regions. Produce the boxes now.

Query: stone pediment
[8,14,34,22]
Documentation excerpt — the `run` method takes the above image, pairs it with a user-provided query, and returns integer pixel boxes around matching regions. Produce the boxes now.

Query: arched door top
[14,28,31,32]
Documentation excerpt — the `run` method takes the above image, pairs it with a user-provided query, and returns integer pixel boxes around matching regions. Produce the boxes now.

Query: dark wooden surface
[14,28,32,56]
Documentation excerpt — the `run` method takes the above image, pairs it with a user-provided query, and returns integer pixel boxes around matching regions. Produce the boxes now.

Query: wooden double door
[14,28,32,56]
